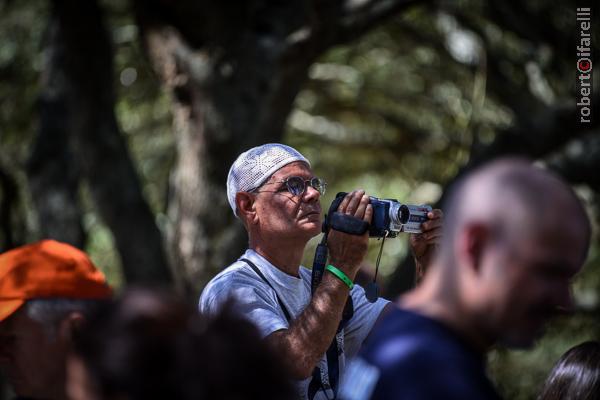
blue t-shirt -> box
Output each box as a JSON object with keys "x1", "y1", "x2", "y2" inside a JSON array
[{"x1": 340, "y1": 307, "x2": 501, "y2": 400}]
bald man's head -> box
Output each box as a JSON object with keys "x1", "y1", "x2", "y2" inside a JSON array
[
  {"x1": 440, "y1": 159, "x2": 590, "y2": 267},
  {"x1": 434, "y1": 158, "x2": 590, "y2": 348}
]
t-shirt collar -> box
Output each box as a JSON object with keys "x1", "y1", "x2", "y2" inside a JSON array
[{"x1": 243, "y1": 249, "x2": 304, "y2": 291}]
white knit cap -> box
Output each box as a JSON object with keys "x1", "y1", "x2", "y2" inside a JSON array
[{"x1": 227, "y1": 143, "x2": 310, "y2": 216}]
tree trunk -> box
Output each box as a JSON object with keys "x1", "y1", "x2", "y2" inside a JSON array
[
  {"x1": 51, "y1": 0, "x2": 172, "y2": 285},
  {"x1": 134, "y1": 3, "x2": 317, "y2": 294},
  {"x1": 0, "y1": 164, "x2": 24, "y2": 251},
  {"x1": 26, "y1": 19, "x2": 85, "y2": 249}
]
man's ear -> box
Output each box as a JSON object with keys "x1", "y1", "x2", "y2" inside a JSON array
[
  {"x1": 456, "y1": 222, "x2": 490, "y2": 275},
  {"x1": 58, "y1": 312, "x2": 85, "y2": 342},
  {"x1": 236, "y1": 192, "x2": 258, "y2": 225}
]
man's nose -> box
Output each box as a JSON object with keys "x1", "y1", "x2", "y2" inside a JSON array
[{"x1": 303, "y1": 184, "x2": 321, "y2": 202}]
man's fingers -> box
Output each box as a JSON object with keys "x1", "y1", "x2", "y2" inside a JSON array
[
  {"x1": 412, "y1": 229, "x2": 442, "y2": 246},
  {"x1": 425, "y1": 232, "x2": 442, "y2": 243},
  {"x1": 423, "y1": 209, "x2": 443, "y2": 231},
  {"x1": 422, "y1": 219, "x2": 442, "y2": 231},
  {"x1": 363, "y1": 204, "x2": 373, "y2": 223},
  {"x1": 354, "y1": 194, "x2": 370, "y2": 218},
  {"x1": 345, "y1": 190, "x2": 365, "y2": 215},
  {"x1": 337, "y1": 191, "x2": 354, "y2": 213},
  {"x1": 427, "y1": 209, "x2": 443, "y2": 220}
]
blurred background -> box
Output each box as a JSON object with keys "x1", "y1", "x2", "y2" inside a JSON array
[{"x1": 0, "y1": 0, "x2": 598, "y2": 398}]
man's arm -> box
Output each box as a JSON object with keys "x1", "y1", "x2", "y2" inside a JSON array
[
  {"x1": 368, "y1": 210, "x2": 443, "y2": 337},
  {"x1": 266, "y1": 190, "x2": 372, "y2": 379}
]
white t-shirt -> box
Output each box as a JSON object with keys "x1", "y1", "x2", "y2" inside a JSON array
[{"x1": 199, "y1": 249, "x2": 389, "y2": 400}]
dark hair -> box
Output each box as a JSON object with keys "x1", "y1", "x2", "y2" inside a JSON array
[
  {"x1": 72, "y1": 288, "x2": 296, "y2": 400},
  {"x1": 538, "y1": 341, "x2": 600, "y2": 400}
]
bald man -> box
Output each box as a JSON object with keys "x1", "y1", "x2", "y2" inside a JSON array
[{"x1": 341, "y1": 159, "x2": 591, "y2": 400}]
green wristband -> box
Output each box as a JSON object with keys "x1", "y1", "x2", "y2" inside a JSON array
[{"x1": 326, "y1": 264, "x2": 354, "y2": 290}]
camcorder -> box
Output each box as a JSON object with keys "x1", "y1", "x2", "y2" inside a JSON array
[
  {"x1": 323, "y1": 192, "x2": 432, "y2": 238},
  {"x1": 368, "y1": 196, "x2": 432, "y2": 237},
  {"x1": 313, "y1": 192, "x2": 433, "y2": 303}
]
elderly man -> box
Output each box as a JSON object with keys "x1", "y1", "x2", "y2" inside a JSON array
[
  {"x1": 199, "y1": 143, "x2": 442, "y2": 400},
  {"x1": 0, "y1": 240, "x2": 112, "y2": 400},
  {"x1": 343, "y1": 159, "x2": 591, "y2": 400}
]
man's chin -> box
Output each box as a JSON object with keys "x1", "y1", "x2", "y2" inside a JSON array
[{"x1": 300, "y1": 221, "x2": 322, "y2": 237}]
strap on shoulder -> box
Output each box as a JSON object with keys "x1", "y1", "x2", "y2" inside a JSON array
[{"x1": 240, "y1": 258, "x2": 292, "y2": 322}]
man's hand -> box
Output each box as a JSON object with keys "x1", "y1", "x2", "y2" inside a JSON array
[
  {"x1": 327, "y1": 190, "x2": 373, "y2": 281},
  {"x1": 266, "y1": 190, "x2": 373, "y2": 380},
  {"x1": 409, "y1": 209, "x2": 443, "y2": 282}
]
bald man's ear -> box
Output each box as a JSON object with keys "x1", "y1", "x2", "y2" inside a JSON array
[
  {"x1": 236, "y1": 192, "x2": 258, "y2": 225},
  {"x1": 457, "y1": 222, "x2": 490, "y2": 274}
]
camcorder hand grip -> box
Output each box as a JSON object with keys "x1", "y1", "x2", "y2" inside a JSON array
[
  {"x1": 322, "y1": 192, "x2": 370, "y2": 236},
  {"x1": 329, "y1": 212, "x2": 370, "y2": 235}
]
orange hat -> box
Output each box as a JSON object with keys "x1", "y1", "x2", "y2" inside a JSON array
[{"x1": 0, "y1": 239, "x2": 113, "y2": 322}]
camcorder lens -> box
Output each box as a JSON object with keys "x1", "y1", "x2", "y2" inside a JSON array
[{"x1": 397, "y1": 205, "x2": 410, "y2": 225}]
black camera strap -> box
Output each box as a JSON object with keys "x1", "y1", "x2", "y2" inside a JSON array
[
  {"x1": 241, "y1": 258, "x2": 342, "y2": 400},
  {"x1": 241, "y1": 258, "x2": 291, "y2": 321}
]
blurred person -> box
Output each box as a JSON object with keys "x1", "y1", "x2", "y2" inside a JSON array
[
  {"x1": 0, "y1": 240, "x2": 112, "y2": 400},
  {"x1": 538, "y1": 341, "x2": 600, "y2": 400},
  {"x1": 341, "y1": 159, "x2": 591, "y2": 400},
  {"x1": 66, "y1": 288, "x2": 297, "y2": 400},
  {"x1": 200, "y1": 143, "x2": 443, "y2": 399}
]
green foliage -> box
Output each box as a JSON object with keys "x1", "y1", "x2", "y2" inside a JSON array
[
  {"x1": 0, "y1": 0, "x2": 45, "y2": 154},
  {"x1": 490, "y1": 312, "x2": 600, "y2": 399},
  {"x1": 0, "y1": 1, "x2": 48, "y2": 248}
]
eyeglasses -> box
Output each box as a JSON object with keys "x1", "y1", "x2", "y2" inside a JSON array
[{"x1": 255, "y1": 176, "x2": 327, "y2": 196}]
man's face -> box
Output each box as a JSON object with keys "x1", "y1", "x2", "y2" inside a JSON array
[
  {"x1": 480, "y1": 220, "x2": 586, "y2": 348},
  {"x1": 0, "y1": 307, "x2": 67, "y2": 398},
  {"x1": 252, "y1": 161, "x2": 323, "y2": 241}
]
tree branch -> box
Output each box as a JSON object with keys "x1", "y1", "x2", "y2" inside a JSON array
[
  {"x1": 333, "y1": 0, "x2": 429, "y2": 46},
  {"x1": 448, "y1": 9, "x2": 547, "y2": 125}
]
